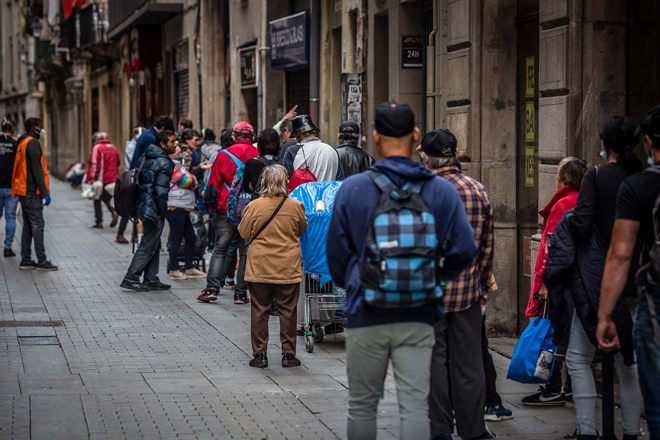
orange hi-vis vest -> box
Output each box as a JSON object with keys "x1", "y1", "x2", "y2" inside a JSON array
[{"x1": 11, "y1": 136, "x2": 50, "y2": 197}]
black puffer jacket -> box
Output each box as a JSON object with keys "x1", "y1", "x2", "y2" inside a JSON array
[
  {"x1": 543, "y1": 210, "x2": 635, "y2": 365},
  {"x1": 336, "y1": 142, "x2": 375, "y2": 177},
  {"x1": 139, "y1": 144, "x2": 174, "y2": 223}
]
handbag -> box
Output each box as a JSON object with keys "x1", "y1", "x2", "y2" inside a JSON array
[
  {"x1": 288, "y1": 147, "x2": 317, "y2": 193},
  {"x1": 171, "y1": 164, "x2": 198, "y2": 190},
  {"x1": 246, "y1": 197, "x2": 288, "y2": 246},
  {"x1": 507, "y1": 299, "x2": 556, "y2": 384}
]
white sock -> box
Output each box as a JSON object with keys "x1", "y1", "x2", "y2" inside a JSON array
[
  {"x1": 138, "y1": 233, "x2": 143, "y2": 244},
  {"x1": 226, "y1": 277, "x2": 234, "y2": 282}
]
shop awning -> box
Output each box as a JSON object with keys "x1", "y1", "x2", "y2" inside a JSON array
[{"x1": 108, "y1": 3, "x2": 183, "y2": 41}]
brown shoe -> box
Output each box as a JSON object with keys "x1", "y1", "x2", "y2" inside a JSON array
[
  {"x1": 93, "y1": 223, "x2": 103, "y2": 229},
  {"x1": 110, "y1": 213, "x2": 119, "y2": 227},
  {"x1": 116, "y1": 235, "x2": 128, "y2": 244}
]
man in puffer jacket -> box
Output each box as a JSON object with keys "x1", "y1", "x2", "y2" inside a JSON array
[{"x1": 121, "y1": 130, "x2": 176, "y2": 292}]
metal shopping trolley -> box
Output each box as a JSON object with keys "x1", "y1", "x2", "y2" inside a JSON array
[{"x1": 302, "y1": 273, "x2": 346, "y2": 353}]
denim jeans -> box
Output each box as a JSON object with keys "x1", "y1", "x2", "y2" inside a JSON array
[
  {"x1": 0, "y1": 188, "x2": 19, "y2": 249},
  {"x1": 165, "y1": 209, "x2": 196, "y2": 272},
  {"x1": 346, "y1": 322, "x2": 434, "y2": 440},
  {"x1": 567, "y1": 311, "x2": 643, "y2": 436},
  {"x1": 124, "y1": 217, "x2": 165, "y2": 283},
  {"x1": 206, "y1": 214, "x2": 246, "y2": 294},
  {"x1": 18, "y1": 192, "x2": 47, "y2": 263},
  {"x1": 634, "y1": 286, "x2": 660, "y2": 438}
]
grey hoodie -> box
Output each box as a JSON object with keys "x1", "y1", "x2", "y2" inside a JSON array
[{"x1": 167, "y1": 159, "x2": 197, "y2": 210}]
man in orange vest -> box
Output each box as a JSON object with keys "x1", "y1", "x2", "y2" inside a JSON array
[{"x1": 11, "y1": 118, "x2": 57, "y2": 271}]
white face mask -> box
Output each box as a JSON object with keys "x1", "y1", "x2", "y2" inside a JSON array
[{"x1": 40, "y1": 129, "x2": 46, "y2": 139}]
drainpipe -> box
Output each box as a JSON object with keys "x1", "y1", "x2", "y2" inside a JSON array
[
  {"x1": 426, "y1": 6, "x2": 437, "y2": 132},
  {"x1": 309, "y1": 0, "x2": 321, "y2": 124}
]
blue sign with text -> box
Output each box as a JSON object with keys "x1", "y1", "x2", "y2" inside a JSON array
[{"x1": 270, "y1": 12, "x2": 309, "y2": 70}]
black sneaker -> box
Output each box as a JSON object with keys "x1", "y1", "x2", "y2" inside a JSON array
[
  {"x1": 148, "y1": 281, "x2": 171, "y2": 291},
  {"x1": 282, "y1": 353, "x2": 301, "y2": 368},
  {"x1": 297, "y1": 326, "x2": 305, "y2": 336},
  {"x1": 4, "y1": 248, "x2": 15, "y2": 257},
  {"x1": 224, "y1": 278, "x2": 235, "y2": 288},
  {"x1": 249, "y1": 353, "x2": 268, "y2": 368},
  {"x1": 36, "y1": 260, "x2": 58, "y2": 271},
  {"x1": 240, "y1": 294, "x2": 250, "y2": 304},
  {"x1": 521, "y1": 385, "x2": 566, "y2": 406},
  {"x1": 19, "y1": 259, "x2": 37, "y2": 270},
  {"x1": 325, "y1": 323, "x2": 345, "y2": 334},
  {"x1": 564, "y1": 377, "x2": 573, "y2": 400},
  {"x1": 120, "y1": 279, "x2": 151, "y2": 292},
  {"x1": 234, "y1": 293, "x2": 245, "y2": 304}
]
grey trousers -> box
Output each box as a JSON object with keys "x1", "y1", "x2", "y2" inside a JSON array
[
  {"x1": 430, "y1": 300, "x2": 486, "y2": 439},
  {"x1": 18, "y1": 192, "x2": 47, "y2": 263},
  {"x1": 346, "y1": 322, "x2": 434, "y2": 440}
]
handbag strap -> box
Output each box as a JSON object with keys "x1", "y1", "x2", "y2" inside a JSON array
[{"x1": 249, "y1": 196, "x2": 288, "y2": 244}]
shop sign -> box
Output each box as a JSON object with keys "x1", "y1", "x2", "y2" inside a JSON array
[
  {"x1": 239, "y1": 46, "x2": 258, "y2": 89},
  {"x1": 402, "y1": 36, "x2": 423, "y2": 69},
  {"x1": 526, "y1": 56, "x2": 535, "y2": 98},
  {"x1": 525, "y1": 146, "x2": 535, "y2": 187},
  {"x1": 270, "y1": 12, "x2": 309, "y2": 70}
]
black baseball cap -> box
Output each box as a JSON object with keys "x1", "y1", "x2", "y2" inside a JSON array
[
  {"x1": 636, "y1": 105, "x2": 660, "y2": 140},
  {"x1": 419, "y1": 129, "x2": 457, "y2": 157},
  {"x1": 339, "y1": 121, "x2": 360, "y2": 136},
  {"x1": 373, "y1": 101, "x2": 415, "y2": 137}
]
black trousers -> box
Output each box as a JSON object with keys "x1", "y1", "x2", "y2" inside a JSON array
[
  {"x1": 124, "y1": 218, "x2": 165, "y2": 283},
  {"x1": 18, "y1": 192, "x2": 47, "y2": 263},
  {"x1": 93, "y1": 188, "x2": 115, "y2": 224},
  {"x1": 482, "y1": 314, "x2": 502, "y2": 407},
  {"x1": 165, "y1": 208, "x2": 196, "y2": 272}
]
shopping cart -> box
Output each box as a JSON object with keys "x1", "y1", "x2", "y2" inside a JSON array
[{"x1": 289, "y1": 181, "x2": 344, "y2": 353}]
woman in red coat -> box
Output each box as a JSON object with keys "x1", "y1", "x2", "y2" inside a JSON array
[{"x1": 522, "y1": 156, "x2": 589, "y2": 406}]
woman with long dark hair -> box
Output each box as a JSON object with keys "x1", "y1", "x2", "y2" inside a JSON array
[{"x1": 243, "y1": 128, "x2": 282, "y2": 200}]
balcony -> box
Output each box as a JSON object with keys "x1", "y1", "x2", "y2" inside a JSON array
[{"x1": 108, "y1": 0, "x2": 183, "y2": 41}]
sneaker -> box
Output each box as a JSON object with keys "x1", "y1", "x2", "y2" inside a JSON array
[
  {"x1": 116, "y1": 235, "x2": 129, "y2": 244},
  {"x1": 484, "y1": 405, "x2": 513, "y2": 421},
  {"x1": 197, "y1": 288, "x2": 218, "y2": 302},
  {"x1": 234, "y1": 293, "x2": 245, "y2": 304},
  {"x1": 249, "y1": 353, "x2": 268, "y2": 368},
  {"x1": 297, "y1": 326, "x2": 305, "y2": 336},
  {"x1": 168, "y1": 270, "x2": 188, "y2": 280},
  {"x1": 148, "y1": 281, "x2": 171, "y2": 291},
  {"x1": 4, "y1": 248, "x2": 15, "y2": 257},
  {"x1": 325, "y1": 323, "x2": 345, "y2": 334},
  {"x1": 282, "y1": 353, "x2": 301, "y2": 368},
  {"x1": 184, "y1": 268, "x2": 206, "y2": 278},
  {"x1": 93, "y1": 222, "x2": 103, "y2": 228},
  {"x1": 19, "y1": 259, "x2": 38, "y2": 270},
  {"x1": 110, "y1": 213, "x2": 119, "y2": 227},
  {"x1": 36, "y1": 261, "x2": 58, "y2": 271},
  {"x1": 522, "y1": 385, "x2": 566, "y2": 406},
  {"x1": 564, "y1": 377, "x2": 573, "y2": 400},
  {"x1": 120, "y1": 279, "x2": 151, "y2": 291},
  {"x1": 240, "y1": 294, "x2": 250, "y2": 304},
  {"x1": 224, "y1": 278, "x2": 235, "y2": 289}
]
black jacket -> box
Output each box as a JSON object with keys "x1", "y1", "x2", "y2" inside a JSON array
[
  {"x1": 336, "y1": 142, "x2": 375, "y2": 177},
  {"x1": 138, "y1": 144, "x2": 174, "y2": 223},
  {"x1": 543, "y1": 210, "x2": 635, "y2": 365}
]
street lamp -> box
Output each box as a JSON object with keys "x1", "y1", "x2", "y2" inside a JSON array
[
  {"x1": 18, "y1": 45, "x2": 27, "y2": 63},
  {"x1": 31, "y1": 20, "x2": 42, "y2": 39}
]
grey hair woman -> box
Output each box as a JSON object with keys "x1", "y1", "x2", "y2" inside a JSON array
[{"x1": 238, "y1": 164, "x2": 308, "y2": 368}]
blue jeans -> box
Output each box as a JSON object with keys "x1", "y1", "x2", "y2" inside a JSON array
[
  {"x1": 634, "y1": 285, "x2": 660, "y2": 439},
  {"x1": 0, "y1": 188, "x2": 18, "y2": 249}
]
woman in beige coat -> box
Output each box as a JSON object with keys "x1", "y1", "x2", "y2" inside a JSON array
[{"x1": 238, "y1": 165, "x2": 307, "y2": 368}]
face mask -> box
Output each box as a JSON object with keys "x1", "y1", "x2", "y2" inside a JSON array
[
  {"x1": 649, "y1": 156, "x2": 656, "y2": 167},
  {"x1": 599, "y1": 151, "x2": 607, "y2": 161},
  {"x1": 40, "y1": 129, "x2": 46, "y2": 139}
]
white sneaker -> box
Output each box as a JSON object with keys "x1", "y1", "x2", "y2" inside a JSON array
[
  {"x1": 169, "y1": 270, "x2": 188, "y2": 280},
  {"x1": 185, "y1": 268, "x2": 206, "y2": 278}
]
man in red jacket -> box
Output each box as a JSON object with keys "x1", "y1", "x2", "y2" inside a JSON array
[
  {"x1": 86, "y1": 132, "x2": 121, "y2": 228},
  {"x1": 199, "y1": 122, "x2": 258, "y2": 304}
]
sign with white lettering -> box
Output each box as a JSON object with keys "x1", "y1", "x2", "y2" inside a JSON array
[
  {"x1": 270, "y1": 12, "x2": 309, "y2": 70},
  {"x1": 402, "y1": 36, "x2": 423, "y2": 69}
]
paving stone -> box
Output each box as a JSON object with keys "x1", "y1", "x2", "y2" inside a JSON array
[
  {"x1": 31, "y1": 395, "x2": 88, "y2": 439},
  {"x1": 19, "y1": 374, "x2": 87, "y2": 395}
]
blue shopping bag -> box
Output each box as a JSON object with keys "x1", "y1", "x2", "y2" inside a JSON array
[{"x1": 506, "y1": 315, "x2": 556, "y2": 384}]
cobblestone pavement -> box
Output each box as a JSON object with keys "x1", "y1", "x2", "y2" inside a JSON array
[{"x1": 0, "y1": 180, "x2": 644, "y2": 439}]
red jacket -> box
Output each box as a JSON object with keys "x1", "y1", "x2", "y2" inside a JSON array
[
  {"x1": 207, "y1": 139, "x2": 258, "y2": 214},
  {"x1": 86, "y1": 140, "x2": 121, "y2": 185},
  {"x1": 526, "y1": 185, "x2": 579, "y2": 317}
]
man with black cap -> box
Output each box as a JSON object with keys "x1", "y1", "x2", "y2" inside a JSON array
[
  {"x1": 419, "y1": 129, "x2": 500, "y2": 439},
  {"x1": 336, "y1": 121, "x2": 375, "y2": 177},
  {"x1": 327, "y1": 101, "x2": 476, "y2": 440},
  {"x1": 598, "y1": 105, "x2": 660, "y2": 438},
  {"x1": 282, "y1": 115, "x2": 344, "y2": 182}
]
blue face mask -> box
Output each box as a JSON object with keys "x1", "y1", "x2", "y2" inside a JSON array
[
  {"x1": 599, "y1": 151, "x2": 607, "y2": 161},
  {"x1": 649, "y1": 156, "x2": 656, "y2": 167}
]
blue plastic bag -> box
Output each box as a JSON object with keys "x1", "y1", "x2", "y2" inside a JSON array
[
  {"x1": 506, "y1": 316, "x2": 556, "y2": 384},
  {"x1": 290, "y1": 182, "x2": 343, "y2": 287}
]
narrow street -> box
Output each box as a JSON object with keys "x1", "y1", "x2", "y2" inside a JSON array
[{"x1": 0, "y1": 179, "x2": 628, "y2": 439}]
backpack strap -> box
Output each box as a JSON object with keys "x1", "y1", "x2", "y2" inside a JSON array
[
  {"x1": 365, "y1": 170, "x2": 425, "y2": 199},
  {"x1": 220, "y1": 149, "x2": 245, "y2": 190}
]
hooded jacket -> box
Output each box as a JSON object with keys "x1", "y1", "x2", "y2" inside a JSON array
[
  {"x1": 326, "y1": 155, "x2": 477, "y2": 328},
  {"x1": 526, "y1": 185, "x2": 579, "y2": 317},
  {"x1": 86, "y1": 140, "x2": 120, "y2": 185},
  {"x1": 138, "y1": 144, "x2": 174, "y2": 223},
  {"x1": 336, "y1": 141, "x2": 376, "y2": 177},
  {"x1": 206, "y1": 139, "x2": 258, "y2": 214},
  {"x1": 200, "y1": 141, "x2": 222, "y2": 162},
  {"x1": 543, "y1": 210, "x2": 635, "y2": 365},
  {"x1": 283, "y1": 137, "x2": 345, "y2": 181}
]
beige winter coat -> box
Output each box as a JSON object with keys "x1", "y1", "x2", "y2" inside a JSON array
[{"x1": 238, "y1": 196, "x2": 307, "y2": 284}]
